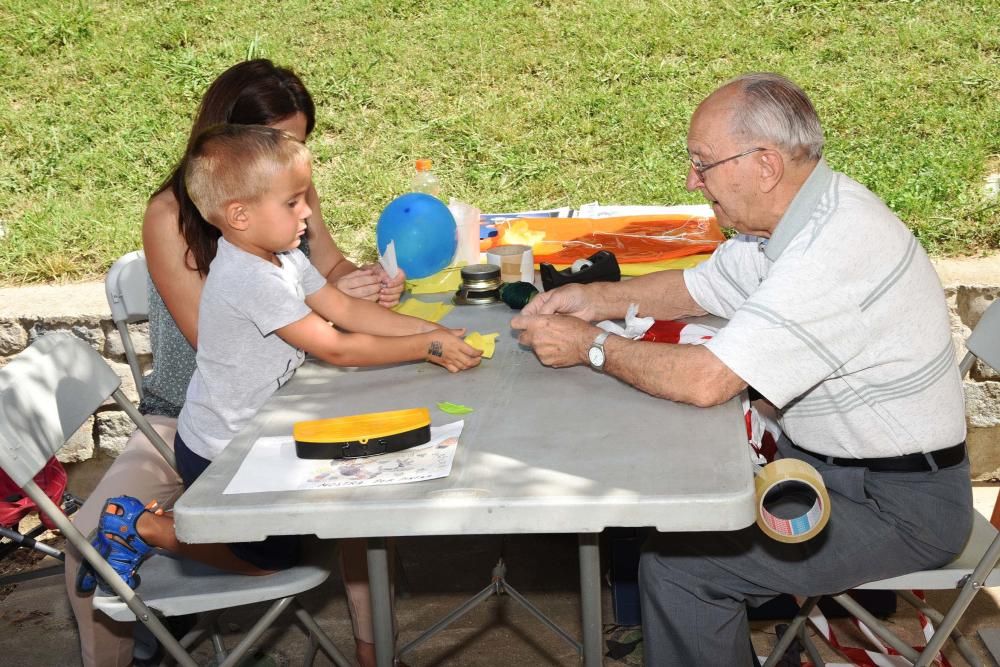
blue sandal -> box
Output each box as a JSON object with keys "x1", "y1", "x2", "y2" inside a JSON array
[{"x1": 76, "y1": 496, "x2": 155, "y2": 593}]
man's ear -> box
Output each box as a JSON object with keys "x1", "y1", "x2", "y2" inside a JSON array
[
  {"x1": 224, "y1": 201, "x2": 250, "y2": 231},
  {"x1": 757, "y1": 150, "x2": 784, "y2": 194}
]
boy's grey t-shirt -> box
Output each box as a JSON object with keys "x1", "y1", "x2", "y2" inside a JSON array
[{"x1": 177, "y1": 238, "x2": 327, "y2": 461}]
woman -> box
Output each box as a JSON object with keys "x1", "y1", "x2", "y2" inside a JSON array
[{"x1": 65, "y1": 59, "x2": 405, "y2": 667}]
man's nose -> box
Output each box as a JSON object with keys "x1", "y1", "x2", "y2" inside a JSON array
[
  {"x1": 685, "y1": 165, "x2": 702, "y2": 192},
  {"x1": 301, "y1": 204, "x2": 313, "y2": 220}
]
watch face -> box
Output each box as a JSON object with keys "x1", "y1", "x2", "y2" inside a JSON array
[{"x1": 588, "y1": 345, "x2": 604, "y2": 367}]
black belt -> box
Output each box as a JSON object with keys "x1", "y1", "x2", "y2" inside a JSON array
[{"x1": 791, "y1": 442, "x2": 966, "y2": 472}]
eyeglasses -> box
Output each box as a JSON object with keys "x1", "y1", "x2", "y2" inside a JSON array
[{"x1": 689, "y1": 147, "x2": 765, "y2": 179}]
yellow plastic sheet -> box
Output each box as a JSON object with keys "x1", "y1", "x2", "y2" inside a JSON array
[
  {"x1": 393, "y1": 299, "x2": 454, "y2": 323},
  {"x1": 407, "y1": 266, "x2": 464, "y2": 294},
  {"x1": 464, "y1": 331, "x2": 499, "y2": 358}
]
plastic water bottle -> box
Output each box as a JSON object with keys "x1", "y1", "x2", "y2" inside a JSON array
[{"x1": 412, "y1": 159, "x2": 441, "y2": 198}]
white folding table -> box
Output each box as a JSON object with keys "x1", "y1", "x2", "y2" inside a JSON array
[{"x1": 174, "y1": 299, "x2": 756, "y2": 666}]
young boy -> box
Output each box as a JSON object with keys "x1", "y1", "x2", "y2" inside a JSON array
[{"x1": 79, "y1": 124, "x2": 480, "y2": 592}]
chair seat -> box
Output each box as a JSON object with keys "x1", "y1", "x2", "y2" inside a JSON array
[
  {"x1": 94, "y1": 545, "x2": 332, "y2": 621},
  {"x1": 856, "y1": 511, "x2": 1000, "y2": 590}
]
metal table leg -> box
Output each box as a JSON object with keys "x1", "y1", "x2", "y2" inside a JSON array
[
  {"x1": 367, "y1": 537, "x2": 394, "y2": 667},
  {"x1": 579, "y1": 533, "x2": 602, "y2": 667}
]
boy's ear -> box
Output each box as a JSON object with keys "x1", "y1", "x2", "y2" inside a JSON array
[{"x1": 224, "y1": 201, "x2": 250, "y2": 231}]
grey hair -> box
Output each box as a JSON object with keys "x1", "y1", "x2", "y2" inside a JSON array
[{"x1": 724, "y1": 73, "x2": 824, "y2": 161}]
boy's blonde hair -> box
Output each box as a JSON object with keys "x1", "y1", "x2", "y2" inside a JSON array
[{"x1": 184, "y1": 124, "x2": 311, "y2": 225}]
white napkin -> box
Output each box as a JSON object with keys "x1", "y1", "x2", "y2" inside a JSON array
[{"x1": 596, "y1": 303, "x2": 655, "y2": 339}]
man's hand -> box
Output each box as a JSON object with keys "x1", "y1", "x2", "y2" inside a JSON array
[
  {"x1": 510, "y1": 313, "x2": 600, "y2": 368},
  {"x1": 520, "y1": 284, "x2": 596, "y2": 321}
]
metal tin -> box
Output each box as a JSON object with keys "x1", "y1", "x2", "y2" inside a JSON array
[{"x1": 455, "y1": 263, "x2": 501, "y2": 305}]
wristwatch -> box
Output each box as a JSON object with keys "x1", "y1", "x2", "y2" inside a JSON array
[{"x1": 588, "y1": 331, "x2": 611, "y2": 371}]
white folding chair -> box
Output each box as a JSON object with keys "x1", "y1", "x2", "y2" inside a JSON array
[
  {"x1": 0, "y1": 332, "x2": 350, "y2": 667},
  {"x1": 105, "y1": 250, "x2": 149, "y2": 400},
  {"x1": 764, "y1": 298, "x2": 1000, "y2": 667}
]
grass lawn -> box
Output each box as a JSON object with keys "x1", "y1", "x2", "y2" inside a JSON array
[{"x1": 0, "y1": 0, "x2": 997, "y2": 284}]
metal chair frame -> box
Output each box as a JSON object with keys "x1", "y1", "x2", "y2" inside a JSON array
[{"x1": 0, "y1": 332, "x2": 350, "y2": 667}]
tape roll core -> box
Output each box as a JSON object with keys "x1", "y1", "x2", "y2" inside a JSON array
[{"x1": 754, "y1": 458, "x2": 831, "y2": 543}]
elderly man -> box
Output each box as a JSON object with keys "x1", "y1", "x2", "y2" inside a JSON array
[{"x1": 511, "y1": 72, "x2": 972, "y2": 665}]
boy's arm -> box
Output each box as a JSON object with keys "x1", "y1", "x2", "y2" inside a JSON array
[
  {"x1": 305, "y1": 283, "x2": 437, "y2": 336},
  {"x1": 276, "y1": 311, "x2": 481, "y2": 373}
]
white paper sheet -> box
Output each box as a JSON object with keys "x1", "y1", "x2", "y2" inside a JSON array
[
  {"x1": 575, "y1": 202, "x2": 714, "y2": 219},
  {"x1": 223, "y1": 421, "x2": 463, "y2": 494},
  {"x1": 378, "y1": 240, "x2": 399, "y2": 279}
]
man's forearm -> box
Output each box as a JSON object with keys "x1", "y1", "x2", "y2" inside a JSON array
[
  {"x1": 591, "y1": 270, "x2": 706, "y2": 321},
  {"x1": 601, "y1": 335, "x2": 745, "y2": 407}
]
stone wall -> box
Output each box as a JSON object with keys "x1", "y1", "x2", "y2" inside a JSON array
[
  {"x1": 1, "y1": 281, "x2": 999, "y2": 477},
  {"x1": 0, "y1": 310, "x2": 150, "y2": 463},
  {"x1": 949, "y1": 286, "x2": 1000, "y2": 479}
]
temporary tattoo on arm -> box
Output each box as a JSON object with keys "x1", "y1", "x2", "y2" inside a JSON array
[{"x1": 428, "y1": 341, "x2": 443, "y2": 357}]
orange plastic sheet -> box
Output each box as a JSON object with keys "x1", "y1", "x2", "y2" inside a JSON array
[{"x1": 495, "y1": 214, "x2": 724, "y2": 264}]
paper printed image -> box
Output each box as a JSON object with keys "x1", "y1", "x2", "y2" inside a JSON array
[
  {"x1": 223, "y1": 422, "x2": 463, "y2": 495},
  {"x1": 307, "y1": 436, "x2": 459, "y2": 488}
]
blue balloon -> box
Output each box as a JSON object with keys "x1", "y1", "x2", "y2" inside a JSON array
[{"x1": 376, "y1": 193, "x2": 456, "y2": 279}]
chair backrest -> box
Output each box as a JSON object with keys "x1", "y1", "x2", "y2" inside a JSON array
[
  {"x1": 966, "y1": 298, "x2": 1000, "y2": 374},
  {"x1": 105, "y1": 250, "x2": 149, "y2": 324},
  {"x1": 0, "y1": 334, "x2": 212, "y2": 667},
  {"x1": 0, "y1": 333, "x2": 120, "y2": 487},
  {"x1": 105, "y1": 251, "x2": 149, "y2": 399}
]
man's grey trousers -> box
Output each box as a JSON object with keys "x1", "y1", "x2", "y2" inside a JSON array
[{"x1": 639, "y1": 437, "x2": 973, "y2": 666}]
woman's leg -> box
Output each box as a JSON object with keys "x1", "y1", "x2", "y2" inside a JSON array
[
  {"x1": 340, "y1": 537, "x2": 399, "y2": 667},
  {"x1": 64, "y1": 415, "x2": 183, "y2": 667}
]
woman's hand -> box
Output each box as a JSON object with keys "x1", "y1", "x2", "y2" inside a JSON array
[
  {"x1": 334, "y1": 268, "x2": 382, "y2": 301},
  {"x1": 366, "y1": 263, "x2": 407, "y2": 308},
  {"x1": 334, "y1": 263, "x2": 406, "y2": 307}
]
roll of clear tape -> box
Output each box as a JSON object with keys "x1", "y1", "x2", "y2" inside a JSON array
[{"x1": 754, "y1": 458, "x2": 831, "y2": 543}]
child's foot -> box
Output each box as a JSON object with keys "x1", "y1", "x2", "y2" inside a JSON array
[{"x1": 75, "y1": 496, "x2": 156, "y2": 594}]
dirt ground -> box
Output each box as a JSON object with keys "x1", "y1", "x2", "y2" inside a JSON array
[{"x1": 0, "y1": 516, "x2": 63, "y2": 602}]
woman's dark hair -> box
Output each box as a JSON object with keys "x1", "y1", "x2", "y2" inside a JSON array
[{"x1": 154, "y1": 59, "x2": 316, "y2": 275}]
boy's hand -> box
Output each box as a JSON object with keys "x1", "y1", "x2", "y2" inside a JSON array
[{"x1": 425, "y1": 330, "x2": 482, "y2": 373}]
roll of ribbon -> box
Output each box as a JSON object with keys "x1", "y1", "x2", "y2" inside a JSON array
[{"x1": 754, "y1": 458, "x2": 831, "y2": 543}]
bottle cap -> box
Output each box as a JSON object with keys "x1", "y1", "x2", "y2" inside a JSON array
[{"x1": 415, "y1": 158, "x2": 432, "y2": 172}]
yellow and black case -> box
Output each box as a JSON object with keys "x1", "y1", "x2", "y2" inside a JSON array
[{"x1": 293, "y1": 407, "x2": 431, "y2": 460}]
